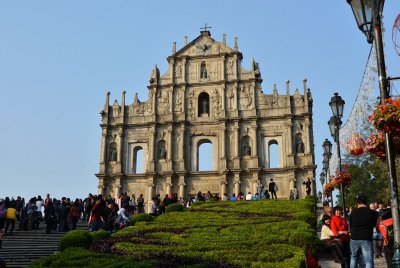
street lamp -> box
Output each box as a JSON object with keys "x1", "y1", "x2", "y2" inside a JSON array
[
  {"x1": 320, "y1": 172, "x2": 325, "y2": 188},
  {"x1": 347, "y1": 0, "x2": 400, "y2": 266},
  {"x1": 328, "y1": 93, "x2": 346, "y2": 216},
  {"x1": 323, "y1": 139, "x2": 333, "y2": 206}
]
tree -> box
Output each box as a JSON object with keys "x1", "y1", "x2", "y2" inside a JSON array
[{"x1": 336, "y1": 158, "x2": 390, "y2": 209}]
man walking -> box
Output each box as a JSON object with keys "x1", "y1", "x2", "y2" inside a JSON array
[
  {"x1": 268, "y1": 179, "x2": 277, "y2": 200},
  {"x1": 349, "y1": 194, "x2": 377, "y2": 268}
]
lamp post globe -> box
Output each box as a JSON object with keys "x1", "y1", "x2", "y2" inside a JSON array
[
  {"x1": 323, "y1": 139, "x2": 333, "y2": 156},
  {"x1": 328, "y1": 116, "x2": 338, "y2": 140},
  {"x1": 329, "y1": 92, "x2": 345, "y2": 118},
  {"x1": 346, "y1": 0, "x2": 384, "y2": 44},
  {"x1": 320, "y1": 172, "x2": 325, "y2": 187}
]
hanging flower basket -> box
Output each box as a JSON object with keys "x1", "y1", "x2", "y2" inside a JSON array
[
  {"x1": 323, "y1": 182, "x2": 334, "y2": 197},
  {"x1": 332, "y1": 171, "x2": 352, "y2": 186},
  {"x1": 368, "y1": 98, "x2": 400, "y2": 135},
  {"x1": 366, "y1": 131, "x2": 400, "y2": 160}
]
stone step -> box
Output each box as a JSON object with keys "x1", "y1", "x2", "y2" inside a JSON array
[{"x1": 0, "y1": 221, "x2": 88, "y2": 267}]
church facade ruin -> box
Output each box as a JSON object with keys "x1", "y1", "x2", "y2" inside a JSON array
[{"x1": 96, "y1": 30, "x2": 316, "y2": 210}]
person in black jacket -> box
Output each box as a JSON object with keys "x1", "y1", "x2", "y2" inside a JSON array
[
  {"x1": 349, "y1": 194, "x2": 377, "y2": 268},
  {"x1": 44, "y1": 199, "x2": 56, "y2": 234}
]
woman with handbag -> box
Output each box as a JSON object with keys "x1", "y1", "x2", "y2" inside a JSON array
[{"x1": 320, "y1": 215, "x2": 348, "y2": 267}]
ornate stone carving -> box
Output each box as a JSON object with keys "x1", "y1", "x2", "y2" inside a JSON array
[
  {"x1": 239, "y1": 83, "x2": 252, "y2": 109},
  {"x1": 175, "y1": 91, "x2": 182, "y2": 113},
  {"x1": 227, "y1": 85, "x2": 235, "y2": 110},
  {"x1": 175, "y1": 62, "x2": 183, "y2": 78},
  {"x1": 189, "y1": 63, "x2": 197, "y2": 82},
  {"x1": 158, "y1": 91, "x2": 170, "y2": 115},
  {"x1": 227, "y1": 58, "x2": 234, "y2": 75},
  {"x1": 212, "y1": 88, "x2": 221, "y2": 117}
]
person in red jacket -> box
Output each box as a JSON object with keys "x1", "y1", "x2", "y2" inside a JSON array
[
  {"x1": 377, "y1": 209, "x2": 393, "y2": 267},
  {"x1": 331, "y1": 206, "x2": 350, "y2": 267}
]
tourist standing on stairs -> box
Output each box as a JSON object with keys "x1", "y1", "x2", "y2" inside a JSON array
[
  {"x1": 349, "y1": 194, "x2": 377, "y2": 268},
  {"x1": 4, "y1": 201, "x2": 16, "y2": 236},
  {"x1": 268, "y1": 179, "x2": 277, "y2": 199},
  {"x1": 44, "y1": 199, "x2": 56, "y2": 234},
  {"x1": 69, "y1": 200, "x2": 80, "y2": 230}
]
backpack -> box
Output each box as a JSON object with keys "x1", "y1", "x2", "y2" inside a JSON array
[{"x1": 384, "y1": 224, "x2": 394, "y2": 252}]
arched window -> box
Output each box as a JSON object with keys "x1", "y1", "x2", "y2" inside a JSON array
[
  {"x1": 198, "y1": 92, "x2": 209, "y2": 116},
  {"x1": 268, "y1": 141, "x2": 279, "y2": 168},
  {"x1": 197, "y1": 139, "x2": 212, "y2": 171},
  {"x1": 241, "y1": 135, "x2": 251, "y2": 156},
  {"x1": 108, "y1": 142, "x2": 117, "y2": 162},
  {"x1": 133, "y1": 146, "x2": 144, "y2": 174},
  {"x1": 158, "y1": 140, "x2": 167, "y2": 160}
]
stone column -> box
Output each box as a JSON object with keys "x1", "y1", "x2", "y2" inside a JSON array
[
  {"x1": 178, "y1": 175, "x2": 185, "y2": 199},
  {"x1": 148, "y1": 128, "x2": 156, "y2": 172},
  {"x1": 252, "y1": 173, "x2": 259, "y2": 194},
  {"x1": 220, "y1": 179, "x2": 227, "y2": 197},
  {"x1": 304, "y1": 117, "x2": 311, "y2": 154},
  {"x1": 114, "y1": 177, "x2": 121, "y2": 199},
  {"x1": 165, "y1": 176, "x2": 172, "y2": 195},
  {"x1": 234, "y1": 173, "x2": 241, "y2": 196},
  {"x1": 100, "y1": 128, "x2": 107, "y2": 163},
  {"x1": 147, "y1": 182, "x2": 154, "y2": 214},
  {"x1": 117, "y1": 128, "x2": 124, "y2": 173}
]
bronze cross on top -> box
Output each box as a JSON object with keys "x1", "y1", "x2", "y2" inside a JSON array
[{"x1": 200, "y1": 23, "x2": 212, "y2": 32}]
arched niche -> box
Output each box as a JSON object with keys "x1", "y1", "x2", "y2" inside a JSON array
[{"x1": 198, "y1": 92, "x2": 210, "y2": 117}]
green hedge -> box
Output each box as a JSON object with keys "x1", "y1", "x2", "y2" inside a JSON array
[
  {"x1": 90, "y1": 230, "x2": 111, "y2": 244},
  {"x1": 165, "y1": 203, "x2": 184, "y2": 213},
  {"x1": 35, "y1": 199, "x2": 318, "y2": 267},
  {"x1": 130, "y1": 213, "x2": 154, "y2": 225},
  {"x1": 59, "y1": 230, "x2": 92, "y2": 251}
]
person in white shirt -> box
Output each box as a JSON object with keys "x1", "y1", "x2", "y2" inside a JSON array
[{"x1": 245, "y1": 192, "x2": 253, "y2": 201}]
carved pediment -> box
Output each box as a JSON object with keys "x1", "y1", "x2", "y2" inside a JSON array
[{"x1": 175, "y1": 34, "x2": 235, "y2": 57}]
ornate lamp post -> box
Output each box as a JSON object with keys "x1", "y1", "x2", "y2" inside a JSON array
[
  {"x1": 320, "y1": 172, "x2": 325, "y2": 202},
  {"x1": 347, "y1": 0, "x2": 400, "y2": 265},
  {"x1": 323, "y1": 138, "x2": 333, "y2": 206},
  {"x1": 328, "y1": 93, "x2": 345, "y2": 216}
]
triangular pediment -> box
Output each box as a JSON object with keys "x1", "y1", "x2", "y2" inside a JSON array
[{"x1": 174, "y1": 32, "x2": 236, "y2": 57}]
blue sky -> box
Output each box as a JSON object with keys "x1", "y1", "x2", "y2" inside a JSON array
[{"x1": 0, "y1": 1, "x2": 399, "y2": 200}]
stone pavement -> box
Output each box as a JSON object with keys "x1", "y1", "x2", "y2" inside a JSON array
[{"x1": 319, "y1": 255, "x2": 388, "y2": 267}]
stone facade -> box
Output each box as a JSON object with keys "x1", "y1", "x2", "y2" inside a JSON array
[{"x1": 96, "y1": 30, "x2": 316, "y2": 211}]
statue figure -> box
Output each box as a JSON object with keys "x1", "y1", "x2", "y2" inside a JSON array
[
  {"x1": 243, "y1": 142, "x2": 251, "y2": 156},
  {"x1": 201, "y1": 98, "x2": 208, "y2": 114},
  {"x1": 109, "y1": 143, "x2": 117, "y2": 162},
  {"x1": 200, "y1": 62, "x2": 207, "y2": 79},
  {"x1": 159, "y1": 145, "x2": 167, "y2": 160},
  {"x1": 303, "y1": 178, "x2": 312, "y2": 196},
  {"x1": 295, "y1": 134, "x2": 304, "y2": 153}
]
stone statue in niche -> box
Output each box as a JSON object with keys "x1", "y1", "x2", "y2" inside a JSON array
[
  {"x1": 200, "y1": 62, "x2": 207, "y2": 79},
  {"x1": 159, "y1": 144, "x2": 167, "y2": 160},
  {"x1": 242, "y1": 142, "x2": 251, "y2": 156},
  {"x1": 109, "y1": 142, "x2": 117, "y2": 162},
  {"x1": 295, "y1": 133, "x2": 305, "y2": 154},
  {"x1": 201, "y1": 98, "x2": 208, "y2": 114}
]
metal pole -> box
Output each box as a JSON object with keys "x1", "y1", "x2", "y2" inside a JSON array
[
  {"x1": 373, "y1": 21, "x2": 400, "y2": 266},
  {"x1": 336, "y1": 126, "x2": 346, "y2": 219}
]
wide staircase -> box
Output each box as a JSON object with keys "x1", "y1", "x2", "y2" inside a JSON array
[{"x1": 0, "y1": 221, "x2": 87, "y2": 268}]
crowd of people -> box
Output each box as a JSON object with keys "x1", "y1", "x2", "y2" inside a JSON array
[{"x1": 319, "y1": 194, "x2": 394, "y2": 268}]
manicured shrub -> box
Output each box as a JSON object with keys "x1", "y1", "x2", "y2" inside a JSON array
[
  {"x1": 165, "y1": 203, "x2": 184, "y2": 213},
  {"x1": 90, "y1": 230, "x2": 111, "y2": 244},
  {"x1": 59, "y1": 230, "x2": 92, "y2": 251},
  {"x1": 288, "y1": 229, "x2": 320, "y2": 254},
  {"x1": 130, "y1": 213, "x2": 154, "y2": 225}
]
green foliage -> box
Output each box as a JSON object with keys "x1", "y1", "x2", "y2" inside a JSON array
[
  {"x1": 339, "y1": 159, "x2": 390, "y2": 208},
  {"x1": 29, "y1": 248, "x2": 159, "y2": 268},
  {"x1": 90, "y1": 230, "x2": 111, "y2": 244},
  {"x1": 59, "y1": 230, "x2": 92, "y2": 251},
  {"x1": 38, "y1": 199, "x2": 318, "y2": 267},
  {"x1": 130, "y1": 213, "x2": 154, "y2": 225},
  {"x1": 165, "y1": 203, "x2": 184, "y2": 213}
]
